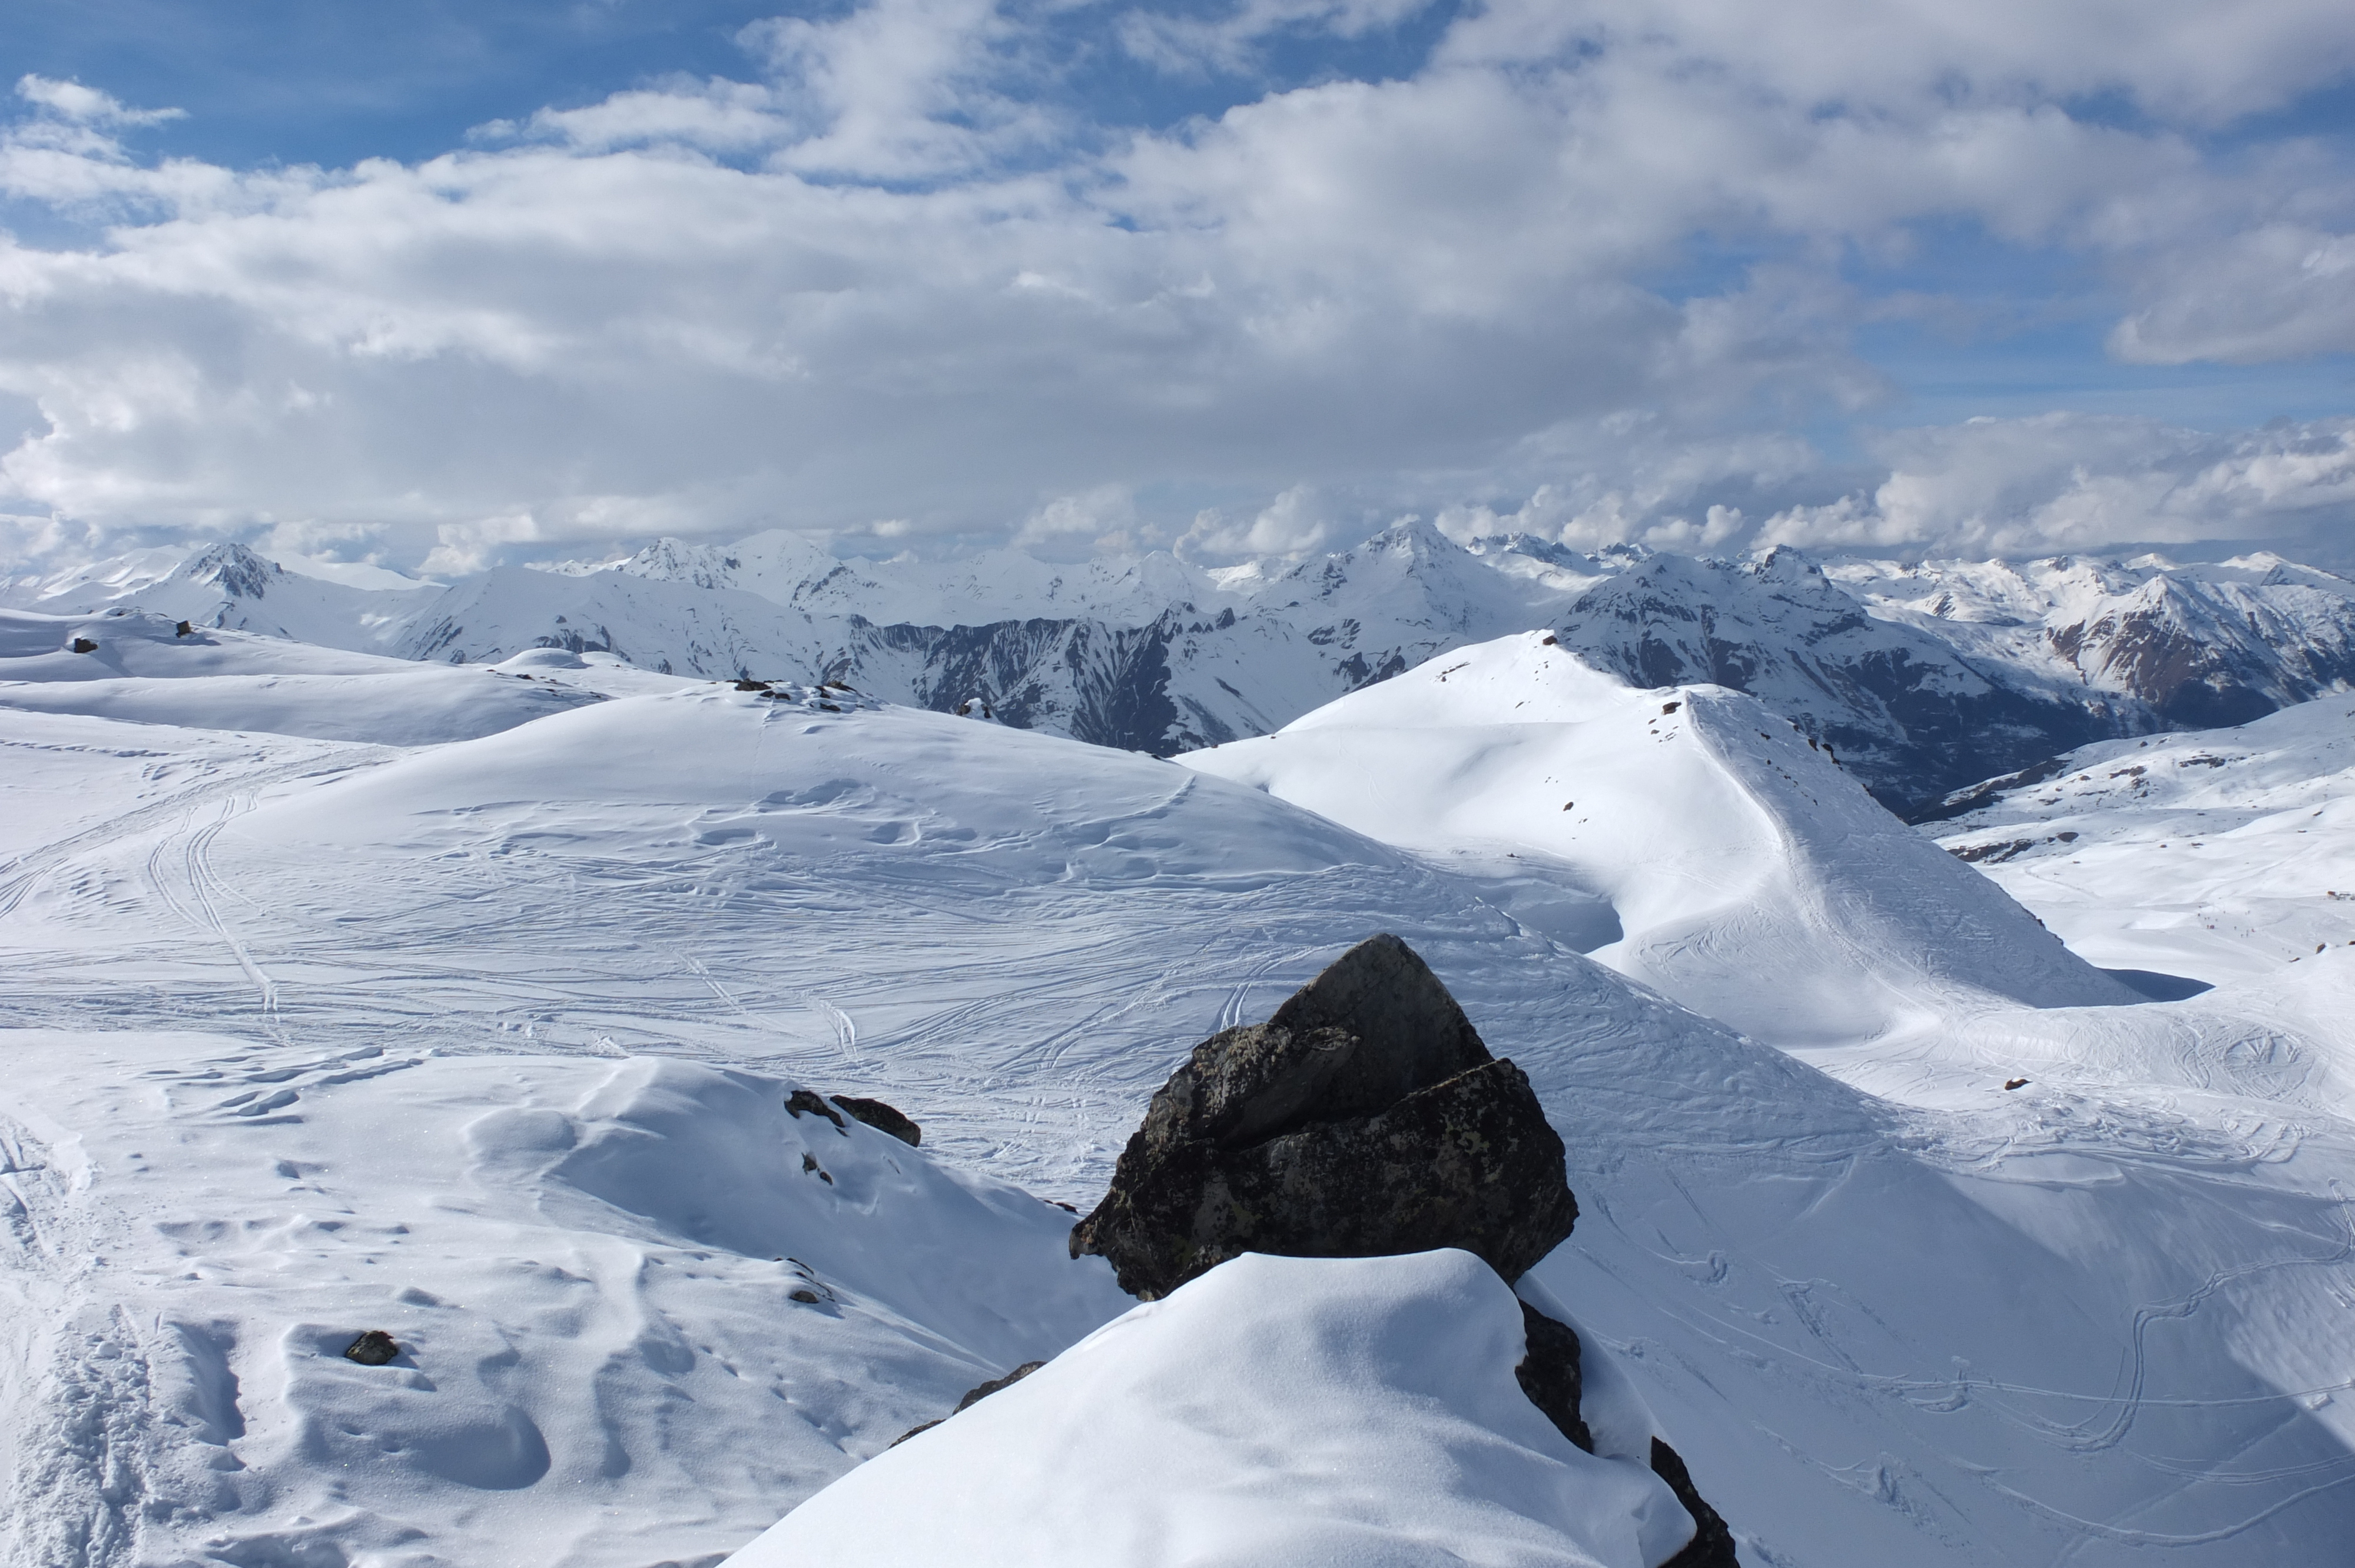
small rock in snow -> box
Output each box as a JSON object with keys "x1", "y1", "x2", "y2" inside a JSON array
[
  {"x1": 829, "y1": 1094, "x2": 921, "y2": 1146},
  {"x1": 785, "y1": 1089, "x2": 847, "y2": 1132},
  {"x1": 343, "y1": 1330, "x2": 400, "y2": 1366}
]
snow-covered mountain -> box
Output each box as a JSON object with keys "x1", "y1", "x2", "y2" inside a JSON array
[
  {"x1": 1183, "y1": 630, "x2": 2139, "y2": 1048},
  {"x1": 7, "y1": 616, "x2": 2355, "y2": 1564},
  {"x1": 19, "y1": 530, "x2": 2355, "y2": 815},
  {"x1": 1835, "y1": 553, "x2": 2355, "y2": 732}
]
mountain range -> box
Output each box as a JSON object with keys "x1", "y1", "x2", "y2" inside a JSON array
[{"x1": 11, "y1": 526, "x2": 2355, "y2": 816}]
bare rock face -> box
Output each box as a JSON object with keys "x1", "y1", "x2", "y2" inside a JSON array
[
  {"x1": 1070, "y1": 934, "x2": 1578, "y2": 1300},
  {"x1": 1513, "y1": 1303, "x2": 1593, "y2": 1454},
  {"x1": 1651, "y1": 1438, "x2": 1742, "y2": 1568}
]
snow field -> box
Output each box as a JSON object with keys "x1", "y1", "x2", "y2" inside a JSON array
[
  {"x1": 0, "y1": 609, "x2": 604, "y2": 746},
  {"x1": 2, "y1": 660, "x2": 2354, "y2": 1563},
  {"x1": 1937, "y1": 697, "x2": 2355, "y2": 985},
  {"x1": 0, "y1": 1028, "x2": 1127, "y2": 1567}
]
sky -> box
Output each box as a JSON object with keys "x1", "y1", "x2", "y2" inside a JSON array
[{"x1": 1, "y1": 0, "x2": 2353, "y2": 577}]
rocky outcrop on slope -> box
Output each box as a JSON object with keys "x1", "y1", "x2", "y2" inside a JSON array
[
  {"x1": 1069, "y1": 934, "x2": 1739, "y2": 1566},
  {"x1": 1069, "y1": 933, "x2": 1578, "y2": 1299}
]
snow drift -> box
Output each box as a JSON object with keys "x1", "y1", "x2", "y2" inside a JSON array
[
  {"x1": 1183, "y1": 630, "x2": 2139, "y2": 1047},
  {"x1": 730, "y1": 1251, "x2": 1697, "y2": 1568}
]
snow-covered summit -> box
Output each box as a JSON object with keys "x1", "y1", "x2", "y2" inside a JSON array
[{"x1": 1186, "y1": 631, "x2": 2138, "y2": 1045}]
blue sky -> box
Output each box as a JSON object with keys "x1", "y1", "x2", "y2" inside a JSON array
[{"x1": 2, "y1": 0, "x2": 2353, "y2": 574}]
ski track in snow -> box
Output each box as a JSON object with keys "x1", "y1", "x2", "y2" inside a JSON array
[{"x1": 2, "y1": 660, "x2": 2354, "y2": 1563}]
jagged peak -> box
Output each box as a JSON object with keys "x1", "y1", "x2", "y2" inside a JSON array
[{"x1": 171, "y1": 541, "x2": 281, "y2": 600}]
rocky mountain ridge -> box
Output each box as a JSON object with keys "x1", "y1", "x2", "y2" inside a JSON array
[{"x1": 11, "y1": 530, "x2": 2354, "y2": 816}]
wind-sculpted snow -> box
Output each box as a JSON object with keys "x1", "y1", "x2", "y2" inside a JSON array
[
  {"x1": 1185, "y1": 631, "x2": 2139, "y2": 1047},
  {"x1": 731, "y1": 1251, "x2": 1699, "y2": 1568},
  {"x1": 0, "y1": 1030, "x2": 1132, "y2": 1568},
  {"x1": 2, "y1": 660, "x2": 2354, "y2": 1563}
]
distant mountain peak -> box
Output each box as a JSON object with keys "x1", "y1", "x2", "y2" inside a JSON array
[{"x1": 174, "y1": 541, "x2": 281, "y2": 600}]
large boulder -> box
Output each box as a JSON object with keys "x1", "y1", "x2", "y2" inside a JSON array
[{"x1": 1070, "y1": 934, "x2": 1579, "y2": 1300}]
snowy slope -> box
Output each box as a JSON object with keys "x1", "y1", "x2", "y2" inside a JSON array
[
  {"x1": 8, "y1": 543, "x2": 441, "y2": 652},
  {"x1": 0, "y1": 607, "x2": 602, "y2": 745},
  {"x1": 1551, "y1": 548, "x2": 2142, "y2": 816},
  {"x1": 1934, "y1": 696, "x2": 2355, "y2": 986},
  {"x1": 1183, "y1": 630, "x2": 2139, "y2": 1047},
  {"x1": 0, "y1": 1028, "x2": 1130, "y2": 1568},
  {"x1": 6, "y1": 657, "x2": 2355, "y2": 1564},
  {"x1": 393, "y1": 563, "x2": 836, "y2": 677}
]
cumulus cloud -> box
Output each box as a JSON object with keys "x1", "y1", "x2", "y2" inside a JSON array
[
  {"x1": 0, "y1": 0, "x2": 2349, "y2": 575},
  {"x1": 1016, "y1": 484, "x2": 1147, "y2": 556},
  {"x1": 1179, "y1": 486, "x2": 1341, "y2": 560},
  {"x1": 1757, "y1": 414, "x2": 2355, "y2": 555}
]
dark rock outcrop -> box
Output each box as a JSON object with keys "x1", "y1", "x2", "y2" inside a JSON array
[
  {"x1": 785, "y1": 1089, "x2": 847, "y2": 1132},
  {"x1": 1513, "y1": 1303, "x2": 1592, "y2": 1453},
  {"x1": 890, "y1": 1360, "x2": 1046, "y2": 1449},
  {"x1": 954, "y1": 1360, "x2": 1044, "y2": 1413},
  {"x1": 343, "y1": 1330, "x2": 400, "y2": 1366},
  {"x1": 1070, "y1": 934, "x2": 1578, "y2": 1300},
  {"x1": 830, "y1": 1094, "x2": 921, "y2": 1146},
  {"x1": 1070, "y1": 934, "x2": 1740, "y2": 1563},
  {"x1": 1651, "y1": 1438, "x2": 1741, "y2": 1568}
]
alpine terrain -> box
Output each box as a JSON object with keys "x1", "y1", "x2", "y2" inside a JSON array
[{"x1": 3, "y1": 526, "x2": 2354, "y2": 1566}]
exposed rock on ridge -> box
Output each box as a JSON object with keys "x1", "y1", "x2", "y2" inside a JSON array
[
  {"x1": 1069, "y1": 934, "x2": 1739, "y2": 1566},
  {"x1": 1069, "y1": 933, "x2": 1578, "y2": 1301}
]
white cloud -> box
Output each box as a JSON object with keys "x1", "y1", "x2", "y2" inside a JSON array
[
  {"x1": 1119, "y1": 0, "x2": 1439, "y2": 77},
  {"x1": 15, "y1": 76, "x2": 184, "y2": 129},
  {"x1": 1015, "y1": 484, "x2": 1147, "y2": 555},
  {"x1": 1179, "y1": 486, "x2": 1340, "y2": 560},
  {"x1": 0, "y1": 0, "x2": 2349, "y2": 576},
  {"x1": 1757, "y1": 414, "x2": 2355, "y2": 555},
  {"x1": 2112, "y1": 225, "x2": 2355, "y2": 364}
]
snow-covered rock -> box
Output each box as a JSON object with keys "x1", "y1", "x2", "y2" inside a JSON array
[{"x1": 728, "y1": 1250, "x2": 1700, "y2": 1568}]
